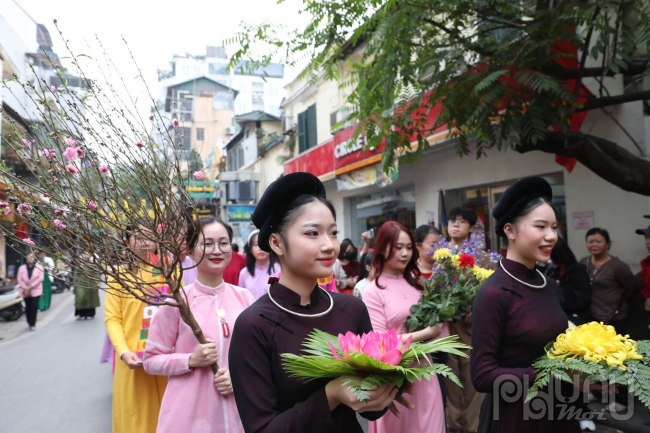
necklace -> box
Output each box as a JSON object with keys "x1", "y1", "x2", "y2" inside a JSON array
[
  {"x1": 267, "y1": 285, "x2": 334, "y2": 318},
  {"x1": 499, "y1": 260, "x2": 547, "y2": 289}
]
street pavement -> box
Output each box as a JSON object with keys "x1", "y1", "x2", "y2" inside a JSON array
[{"x1": 0, "y1": 290, "x2": 112, "y2": 433}]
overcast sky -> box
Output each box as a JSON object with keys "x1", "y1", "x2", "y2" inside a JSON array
[{"x1": 17, "y1": 0, "x2": 309, "y2": 112}]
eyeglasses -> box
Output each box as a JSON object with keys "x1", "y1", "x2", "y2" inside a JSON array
[{"x1": 198, "y1": 239, "x2": 232, "y2": 254}]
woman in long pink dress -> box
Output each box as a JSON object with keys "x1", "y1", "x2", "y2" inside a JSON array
[
  {"x1": 363, "y1": 221, "x2": 447, "y2": 433},
  {"x1": 143, "y1": 217, "x2": 255, "y2": 433}
]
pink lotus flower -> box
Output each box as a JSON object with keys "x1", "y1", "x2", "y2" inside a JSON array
[
  {"x1": 329, "y1": 329, "x2": 412, "y2": 366},
  {"x1": 193, "y1": 170, "x2": 204, "y2": 180},
  {"x1": 54, "y1": 219, "x2": 66, "y2": 230},
  {"x1": 17, "y1": 204, "x2": 32, "y2": 215},
  {"x1": 65, "y1": 137, "x2": 77, "y2": 147},
  {"x1": 50, "y1": 85, "x2": 57, "y2": 93},
  {"x1": 22, "y1": 139, "x2": 29, "y2": 147},
  {"x1": 23, "y1": 238, "x2": 35, "y2": 246},
  {"x1": 88, "y1": 201, "x2": 97, "y2": 211},
  {"x1": 99, "y1": 165, "x2": 110, "y2": 174},
  {"x1": 63, "y1": 147, "x2": 79, "y2": 161},
  {"x1": 66, "y1": 165, "x2": 79, "y2": 174},
  {"x1": 43, "y1": 149, "x2": 56, "y2": 159},
  {"x1": 76, "y1": 148, "x2": 85, "y2": 158},
  {"x1": 136, "y1": 141, "x2": 144, "y2": 148}
]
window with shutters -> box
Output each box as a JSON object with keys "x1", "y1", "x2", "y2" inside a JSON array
[{"x1": 297, "y1": 103, "x2": 317, "y2": 153}]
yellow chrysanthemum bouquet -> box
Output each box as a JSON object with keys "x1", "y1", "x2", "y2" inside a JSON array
[{"x1": 527, "y1": 322, "x2": 650, "y2": 408}]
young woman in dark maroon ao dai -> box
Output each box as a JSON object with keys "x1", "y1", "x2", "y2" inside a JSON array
[
  {"x1": 470, "y1": 177, "x2": 582, "y2": 433},
  {"x1": 229, "y1": 173, "x2": 414, "y2": 433}
]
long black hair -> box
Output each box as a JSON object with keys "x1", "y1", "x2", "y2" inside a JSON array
[
  {"x1": 244, "y1": 231, "x2": 277, "y2": 276},
  {"x1": 358, "y1": 251, "x2": 374, "y2": 281},
  {"x1": 550, "y1": 237, "x2": 577, "y2": 268}
]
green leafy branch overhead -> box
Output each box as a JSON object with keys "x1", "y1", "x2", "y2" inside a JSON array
[{"x1": 229, "y1": 0, "x2": 650, "y2": 195}]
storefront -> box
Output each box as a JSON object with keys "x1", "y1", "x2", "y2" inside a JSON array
[
  {"x1": 445, "y1": 173, "x2": 567, "y2": 252},
  {"x1": 284, "y1": 103, "x2": 649, "y2": 272}
]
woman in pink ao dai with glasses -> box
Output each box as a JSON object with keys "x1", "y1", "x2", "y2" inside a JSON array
[{"x1": 144, "y1": 218, "x2": 255, "y2": 433}]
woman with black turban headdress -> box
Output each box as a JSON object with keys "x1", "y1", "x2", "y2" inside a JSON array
[
  {"x1": 229, "y1": 172, "x2": 414, "y2": 433},
  {"x1": 470, "y1": 177, "x2": 581, "y2": 433}
]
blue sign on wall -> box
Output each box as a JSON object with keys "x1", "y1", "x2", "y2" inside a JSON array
[{"x1": 227, "y1": 205, "x2": 255, "y2": 222}]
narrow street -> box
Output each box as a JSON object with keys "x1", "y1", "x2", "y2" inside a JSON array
[{"x1": 0, "y1": 291, "x2": 112, "y2": 433}]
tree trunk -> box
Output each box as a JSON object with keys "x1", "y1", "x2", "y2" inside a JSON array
[
  {"x1": 172, "y1": 288, "x2": 219, "y2": 373},
  {"x1": 516, "y1": 131, "x2": 650, "y2": 196}
]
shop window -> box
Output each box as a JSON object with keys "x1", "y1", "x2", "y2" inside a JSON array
[
  {"x1": 298, "y1": 104, "x2": 317, "y2": 153},
  {"x1": 348, "y1": 185, "x2": 416, "y2": 248},
  {"x1": 445, "y1": 173, "x2": 566, "y2": 252}
]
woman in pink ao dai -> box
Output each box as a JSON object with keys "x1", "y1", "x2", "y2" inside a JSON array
[
  {"x1": 362, "y1": 221, "x2": 447, "y2": 433},
  {"x1": 144, "y1": 218, "x2": 255, "y2": 433}
]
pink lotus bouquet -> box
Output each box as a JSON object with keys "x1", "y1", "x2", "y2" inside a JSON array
[{"x1": 282, "y1": 328, "x2": 470, "y2": 402}]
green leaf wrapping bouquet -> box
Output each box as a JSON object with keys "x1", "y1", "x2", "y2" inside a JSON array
[{"x1": 282, "y1": 328, "x2": 471, "y2": 402}]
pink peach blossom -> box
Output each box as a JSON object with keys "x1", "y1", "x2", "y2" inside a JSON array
[
  {"x1": 193, "y1": 170, "x2": 204, "y2": 180},
  {"x1": 54, "y1": 210, "x2": 62, "y2": 215},
  {"x1": 17, "y1": 204, "x2": 32, "y2": 215},
  {"x1": 76, "y1": 148, "x2": 85, "y2": 158},
  {"x1": 172, "y1": 118, "x2": 179, "y2": 128},
  {"x1": 54, "y1": 219, "x2": 67, "y2": 229},
  {"x1": 65, "y1": 137, "x2": 77, "y2": 147},
  {"x1": 23, "y1": 238, "x2": 35, "y2": 246},
  {"x1": 21, "y1": 139, "x2": 29, "y2": 147},
  {"x1": 63, "y1": 147, "x2": 79, "y2": 161},
  {"x1": 136, "y1": 141, "x2": 144, "y2": 148},
  {"x1": 149, "y1": 115, "x2": 154, "y2": 121},
  {"x1": 53, "y1": 178, "x2": 59, "y2": 182},
  {"x1": 50, "y1": 85, "x2": 57, "y2": 93},
  {"x1": 66, "y1": 165, "x2": 79, "y2": 174},
  {"x1": 99, "y1": 165, "x2": 110, "y2": 174},
  {"x1": 4, "y1": 208, "x2": 11, "y2": 216},
  {"x1": 43, "y1": 149, "x2": 56, "y2": 159},
  {"x1": 76, "y1": 214, "x2": 81, "y2": 218},
  {"x1": 88, "y1": 201, "x2": 97, "y2": 211}
]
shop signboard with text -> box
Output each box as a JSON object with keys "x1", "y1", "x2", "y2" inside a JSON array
[{"x1": 227, "y1": 205, "x2": 256, "y2": 222}]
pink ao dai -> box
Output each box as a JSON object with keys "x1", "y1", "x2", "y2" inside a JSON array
[
  {"x1": 144, "y1": 280, "x2": 255, "y2": 433},
  {"x1": 362, "y1": 273, "x2": 448, "y2": 433}
]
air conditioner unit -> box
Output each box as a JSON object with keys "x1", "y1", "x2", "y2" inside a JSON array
[
  {"x1": 282, "y1": 116, "x2": 295, "y2": 133},
  {"x1": 225, "y1": 127, "x2": 234, "y2": 135},
  {"x1": 330, "y1": 107, "x2": 352, "y2": 132},
  {"x1": 227, "y1": 181, "x2": 256, "y2": 203}
]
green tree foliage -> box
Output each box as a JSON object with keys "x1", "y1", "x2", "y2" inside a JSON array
[{"x1": 229, "y1": 0, "x2": 650, "y2": 195}]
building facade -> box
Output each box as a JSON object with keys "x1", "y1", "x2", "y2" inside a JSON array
[
  {"x1": 157, "y1": 46, "x2": 285, "y2": 117},
  {"x1": 281, "y1": 48, "x2": 650, "y2": 272}
]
